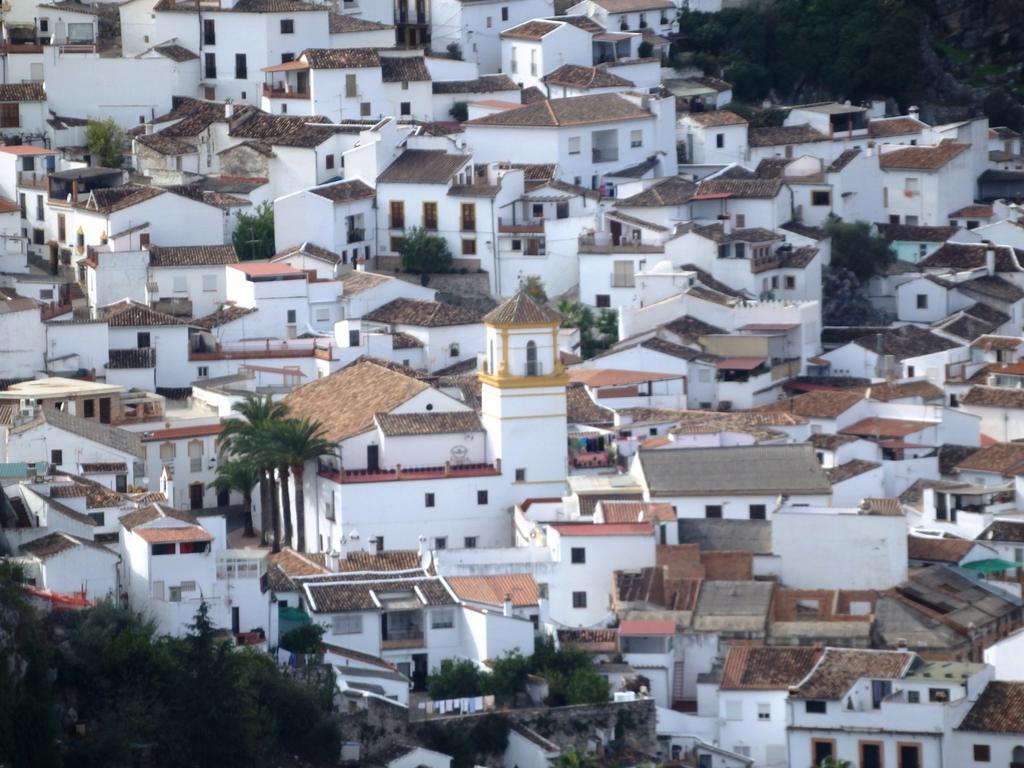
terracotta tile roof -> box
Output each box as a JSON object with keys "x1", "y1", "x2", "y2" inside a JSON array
[
  {"x1": 190, "y1": 304, "x2": 257, "y2": 330},
  {"x1": 566, "y1": 383, "x2": 615, "y2": 425},
  {"x1": 119, "y1": 503, "x2": 198, "y2": 530},
  {"x1": 663, "y1": 314, "x2": 725, "y2": 339},
  {"x1": 391, "y1": 331, "x2": 423, "y2": 349},
  {"x1": 826, "y1": 147, "x2": 862, "y2": 172},
  {"x1": 840, "y1": 417, "x2": 933, "y2": 439},
  {"x1": 951, "y1": 204, "x2": 994, "y2": 219},
  {"x1": 135, "y1": 524, "x2": 213, "y2": 543},
  {"x1": 962, "y1": 385, "x2": 1024, "y2": 409},
  {"x1": 616, "y1": 176, "x2": 696, "y2": 207},
  {"x1": 363, "y1": 298, "x2": 483, "y2": 326},
  {"x1": 148, "y1": 244, "x2": 238, "y2": 267},
  {"x1": 957, "y1": 681, "x2": 1024, "y2": 733},
  {"x1": 19, "y1": 532, "x2": 114, "y2": 560},
  {"x1": 271, "y1": 241, "x2": 342, "y2": 265},
  {"x1": 374, "y1": 410, "x2": 482, "y2": 436},
  {"x1": 864, "y1": 380, "x2": 945, "y2": 402},
  {"x1": 151, "y1": 43, "x2": 199, "y2": 62},
  {"x1": 720, "y1": 646, "x2": 821, "y2": 690},
  {"x1": 979, "y1": 520, "x2": 1024, "y2": 543},
  {"x1": 826, "y1": 459, "x2": 882, "y2": 484},
  {"x1": 154, "y1": 97, "x2": 238, "y2": 137},
  {"x1": 683, "y1": 110, "x2": 747, "y2": 127},
  {"x1": 600, "y1": 501, "x2": 676, "y2": 524},
  {"x1": 695, "y1": 177, "x2": 784, "y2": 199},
  {"x1": 78, "y1": 184, "x2": 164, "y2": 213},
  {"x1": 919, "y1": 242, "x2": 1022, "y2": 271},
  {"x1": 302, "y1": 575, "x2": 455, "y2": 613},
  {"x1": 587, "y1": 0, "x2": 673, "y2": 10},
  {"x1": 465, "y1": 94, "x2": 653, "y2": 127},
  {"x1": 328, "y1": 12, "x2": 393, "y2": 33},
  {"x1": 0, "y1": 83, "x2": 45, "y2": 102},
  {"x1": 266, "y1": 547, "x2": 331, "y2": 591},
  {"x1": 338, "y1": 550, "x2": 423, "y2": 572},
  {"x1": 868, "y1": 117, "x2": 927, "y2": 137},
  {"x1": 852, "y1": 324, "x2": 960, "y2": 359},
  {"x1": 14, "y1": 408, "x2": 145, "y2": 460},
  {"x1": 101, "y1": 299, "x2": 188, "y2": 327},
  {"x1": 808, "y1": 433, "x2": 859, "y2": 451},
  {"x1": 80, "y1": 462, "x2": 128, "y2": 473},
  {"x1": 791, "y1": 648, "x2": 913, "y2": 699},
  {"x1": 283, "y1": 359, "x2": 429, "y2": 442},
  {"x1": 749, "y1": 123, "x2": 829, "y2": 147},
  {"x1": 483, "y1": 290, "x2": 562, "y2": 326},
  {"x1": 140, "y1": 423, "x2": 222, "y2": 441},
  {"x1": 959, "y1": 275, "x2": 1024, "y2": 303},
  {"x1": 380, "y1": 56, "x2": 431, "y2": 83},
  {"x1": 876, "y1": 223, "x2": 958, "y2": 243},
  {"x1": 955, "y1": 442, "x2": 1024, "y2": 475},
  {"x1": 432, "y1": 75, "x2": 519, "y2": 94},
  {"x1": 446, "y1": 574, "x2": 539, "y2": 607},
  {"x1": 341, "y1": 270, "x2": 390, "y2": 296},
  {"x1": 907, "y1": 536, "x2": 976, "y2": 563},
  {"x1": 156, "y1": 0, "x2": 325, "y2": 11},
  {"x1": 542, "y1": 64, "x2": 633, "y2": 89},
  {"x1": 135, "y1": 132, "x2": 194, "y2": 155},
  {"x1": 879, "y1": 142, "x2": 970, "y2": 170},
  {"x1": 520, "y1": 86, "x2": 546, "y2": 104},
  {"x1": 939, "y1": 304, "x2": 1012, "y2": 342},
  {"x1": 758, "y1": 389, "x2": 863, "y2": 419},
  {"x1": 229, "y1": 111, "x2": 336, "y2": 148},
  {"x1": 377, "y1": 149, "x2": 470, "y2": 184},
  {"x1": 618, "y1": 618, "x2": 676, "y2": 636},
  {"x1": 500, "y1": 19, "x2": 561, "y2": 39}
]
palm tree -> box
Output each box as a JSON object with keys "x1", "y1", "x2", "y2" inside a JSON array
[
  {"x1": 216, "y1": 395, "x2": 289, "y2": 551},
  {"x1": 212, "y1": 460, "x2": 260, "y2": 538},
  {"x1": 263, "y1": 418, "x2": 335, "y2": 553}
]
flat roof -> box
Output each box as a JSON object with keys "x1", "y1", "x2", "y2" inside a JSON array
[
  {"x1": 0, "y1": 377, "x2": 124, "y2": 399},
  {"x1": 0, "y1": 145, "x2": 58, "y2": 156}
]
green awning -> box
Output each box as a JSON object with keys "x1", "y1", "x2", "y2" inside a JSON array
[
  {"x1": 962, "y1": 559, "x2": 1020, "y2": 573},
  {"x1": 278, "y1": 605, "x2": 312, "y2": 623}
]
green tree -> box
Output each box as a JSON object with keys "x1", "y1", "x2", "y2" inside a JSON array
[
  {"x1": 233, "y1": 201, "x2": 276, "y2": 261},
  {"x1": 555, "y1": 747, "x2": 599, "y2": 768},
  {"x1": 213, "y1": 459, "x2": 260, "y2": 537},
  {"x1": 279, "y1": 622, "x2": 324, "y2": 654},
  {"x1": 519, "y1": 275, "x2": 547, "y2": 303},
  {"x1": 261, "y1": 418, "x2": 335, "y2": 553},
  {"x1": 637, "y1": 40, "x2": 654, "y2": 59},
  {"x1": 400, "y1": 226, "x2": 453, "y2": 284},
  {"x1": 449, "y1": 101, "x2": 469, "y2": 122},
  {"x1": 488, "y1": 651, "x2": 531, "y2": 704},
  {"x1": 825, "y1": 219, "x2": 894, "y2": 281},
  {"x1": 563, "y1": 667, "x2": 612, "y2": 705},
  {"x1": 822, "y1": 265, "x2": 881, "y2": 326},
  {"x1": 86, "y1": 117, "x2": 125, "y2": 169},
  {"x1": 216, "y1": 394, "x2": 290, "y2": 551},
  {"x1": 427, "y1": 658, "x2": 487, "y2": 700}
]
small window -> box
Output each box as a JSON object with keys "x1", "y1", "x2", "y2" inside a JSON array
[
  {"x1": 332, "y1": 614, "x2": 362, "y2": 635},
  {"x1": 461, "y1": 238, "x2": 477, "y2": 256},
  {"x1": 916, "y1": 293, "x2": 928, "y2": 309},
  {"x1": 784, "y1": 275, "x2": 796, "y2": 289},
  {"x1": 757, "y1": 702, "x2": 770, "y2": 721},
  {"x1": 899, "y1": 743, "x2": 921, "y2": 768},
  {"x1": 811, "y1": 190, "x2": 831, "y2": 206},
  {"x1": 715, "y1": 133, "x2": 725, "y2": 149},
  {"x1": 572, "y1": 591, "x2": 587, "y2": 608},
  {"x1": 705, "y1": 504, "x2": 723, "y2": 519},
  {"x1": 973, "y1": 745, "x2": 990, "y2": 762},
  {"x1": 805, "y1": 700, "x2": 827, "y2": 714},
  {"x1": 286, "y1": 309, "x2": 297, "y2": 324},
  {"x1": 432, "y1": 608, "x2": 454, "y2": 629},
  {"x1": 464, "y1": 536, "x2": 477, "y2": 548},
  {"x1": 50, "y1": 449, "x2": 63, "y2": 465},
  {"x1": 316, "y1": 308, "x2": 330, "y2": 322},
  {"x1": 434, "y1": 536, "x2": 447, "y2": 550},
  {"x1": 568, "y1": 136, "x2": 581, "y2": 155},
  {"x1": 202, "y1": 274, "x2": 217, "y2": 292},
  {"x1": 477, "y1": 490, "x2": 488, "y2": 505},
  {"x1": 486, "y1": 15, "x2": 492, "y2": 27},
  {"x1": 595, "y1": 294, "x2": 610, "y2": 308},
  {"x1": 515, "y1": 468, "x2": 526, "y2": 482},
  {"x1": 83, "y1": 399, "x2": 95, "y2": 418},
  {"x1": 89, "y1": 511, "x2": 105, "y2": 525},
  {"x1": 400, "y1": 101, "x2": 411, "y2": 116},
  {"x1": 425, "y1": 493, "x2": 435, "y2": 507},
  {"x1": 39, "y1": 288, "x2": 53, "y2": 301},
  {"x1": 325, "y1": 154, "x2": 334, "y2": 170},
  {"x1": 571, "y1": 547, "x2": 586, "y2": 564},
  {"x1": 197, "y1": 366, "x2": 209, "y2": 378},
  {"x1": 449, "y1": 342, "x2": 460, "y2": 358},
  {"x1": 501, "y1": 5, "x2": 508, "y2": 20},
  {"x1": 928, "y1": 688, "x2": 949, "y2": 702},
  {"x1": 151, "y1": 543, "x2": 176, "y2": 556},
  {"x1": 511, "y1": 239, "x2": 522, "y2": 251},
  {"x1": 159, "y1": 443, "x2": 175, "y2": 461},
  {"x1": 630, "y1": 129, "x2": 642, "y2": 148},
  {"x1": 360, "y1": 102, "x2": 371, "y2": 117},
  {"x1": 749, "y1": 504, "x2": 766, "y2": 520},
  {"x1": 280, "y1": 18, "x2": 293, "y2": 33}
]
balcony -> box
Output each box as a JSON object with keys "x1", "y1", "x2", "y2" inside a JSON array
[
  {"x1": 381, "y1": 627, "x2": 424, "y2": 650},
  {"x1": 18, "y1": 171, "x2": 47, "y2": 190},
  {"x1": 318, "y1": 460, "x2": 500, "y2": 484},
  {"x1": 498, "y1": 217, "x2": 544, "y2": 234},
  {"x1": 346, "y1": 228, "x2": 366, "y2": 244},
  {"x1": 262, "y1": 83, "x2": 309, "y2": 100},
  {"x1": 592, "y1": 147, "x2": 619, "y2": 163},
  {"x1": 189, "y1": 338, "x2": 336, "y2": 361},
  {"x1": 578, "y1": 234, "x2": 664, "y2": 255}
]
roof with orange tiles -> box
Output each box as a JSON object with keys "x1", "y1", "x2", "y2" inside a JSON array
[
  {"x1": 955, "y1": 442, "x2": 1024, "y2": 475},
  {"x1": 599, "y1": 501, "x2": 676, "y2": 524},
  {"x1": 569, "y1": 368, "x2": 681, "y2": 387},
  {"x1": 0, "y1": 145, "x2": 58, "y2": 156},
  {"x1": 957, "y1": 681, "x2": 1024, "y2": 733},
  {"x1": 840, "y1": 417, "x2": 935, "y2": 439},
  {"x1": 879, "y1": 142, "x2": 970, "y2": 170},
  {"x1": 720, "y1": 646, "x2": 821, "y2": 690},
  {"x1": 550, "y1": 522, "x2": 654, "y2": 537},
  {"x1": 790, "y1": 648, "x2": 914, "y2": 699},
  {"x1": 229, "y1": 262, "x2": 304, "y2": 278},
  {"x1": 757, "y1": 388, "x2": 864, "y2": 419},
  {"x1": 618, "y1": 619, "x2": 676, "y2": 636},
  {"x1": 907, "y1": 536, "x2": 979, "y2": 564},
  {"x1": 134, "y1": 524, "x2": 214, "y2": 544},
  {"x1": 950, "y1": 204, "x2": 994, "y2": 219},
  {"x1": 445, "y1": 574, "x2": 540, "y2": 607},
  {"x1": 556, "y1": 627, "x2": 618, "y2": 652}
]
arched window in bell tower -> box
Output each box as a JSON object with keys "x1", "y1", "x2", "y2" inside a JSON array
[{"x1": 526, "y1": 340, "x2": 539, "y2": 376}]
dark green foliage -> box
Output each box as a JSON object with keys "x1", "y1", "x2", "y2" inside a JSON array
[
  {"x1": 519, "y1": 275, "x2": 547, "y2": 303},
  {"x1": 449, "y1": 101, "x2": 469, "y2": 122},
  {"x1": 85, "y1": 118, "x2": 125, "y2": 169},
  {"x1": 3, "y1": 591, "x2": 339, "y2": 768},
  {"x1": 427, "y1": 658, "x2": 488, "y2": 700},
  {"x1": 418, "y1": 715, "x2": 509, "y2": 768},
  {"x1": 278, "y1": 622, "x2": 324, "y2": 654},
  {"x1": 822, "y1": 266, "x2": 881, "y2": 326},
  {"x1": 487, "y1": 650, "x2": 531, "y2": 704},
  {"x1": 557, "y1": 301, "x2": 618, "y2": 358},
  {"x1": 232, "y1": 201, "x2": 276, "y2": 261},
  {"x1": 676, "y1": 1, "x2": 925, "y2": 104},
  {"x1": 637, "y1": 41, "x2": 654, "y2": 59},
  {"x1": 824, "y1": 219, "x2": 894, "y2": 281},
  {"x1": 400, "y1": 226, "x2": 454, "y2": 280}
]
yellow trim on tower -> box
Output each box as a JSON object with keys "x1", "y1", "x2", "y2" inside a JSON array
[{"x1": 478, "y1": 371, "x2": 570, "y2": 389}]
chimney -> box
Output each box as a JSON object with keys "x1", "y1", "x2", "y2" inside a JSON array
[
  {"x1": 224, "y1": 98, "x2": 233, "y2": 120},
  {"x1": 503, "y1": 594, "x2": 513, "y2": 617},
  {"x1": 982, "y1": 240, "x2": 997, "y2": 274},
  {"x1": 908, "y1": 105, "x2": 920, "y2": 121},
  {"x1": 71, "y1": 178, "x2": 79, "y2": 203},
  {"x1": 896, "y1": 638, "x2": 908, "y2": 649}
]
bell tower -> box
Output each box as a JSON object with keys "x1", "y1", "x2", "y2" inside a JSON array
[{"x1": 479, "y1": 292, "x2": 569, "y2": 501}]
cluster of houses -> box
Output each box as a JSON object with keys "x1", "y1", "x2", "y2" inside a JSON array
[{"x1": 5, "y1": 0, "x2": 1024, "y2": 765}]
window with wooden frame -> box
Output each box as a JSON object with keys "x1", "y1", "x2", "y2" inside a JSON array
[
  {"x1": 389, "y1": 235, "x2": 405, "y2": 252},
  {"x1": 389, "y1": 200, "x2": 404, "y2": 229},
  {"x1": 422, "y1": 201, "x2": 438, "y2": 230},
  {"x1": 811, "y1": 739, "x2": 836, "y2": 766},
  {"x1": 461, "y1": 238, "x2": 477, "y2": 256},
  {"x1": 897, "y1": 742, "x2": 921, "y2": 768},
  {"x1": 859, "y1": 741, "x2": 883, "y2": 768},
  {"x1": 460, "y1": 202, "x2": 476, "y2": 231}
]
